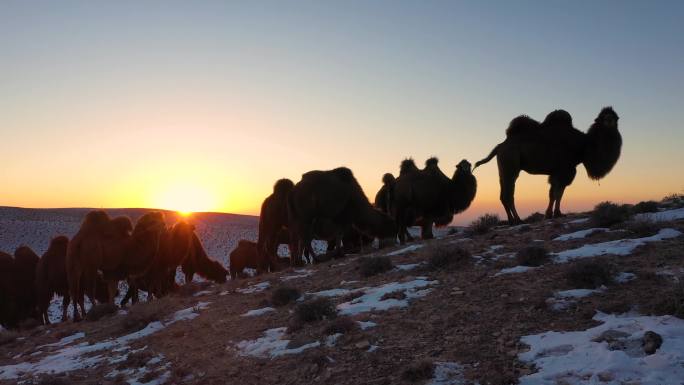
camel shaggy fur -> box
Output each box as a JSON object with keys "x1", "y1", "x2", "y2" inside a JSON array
[
  {"x1": 288, "y1": 167, "x2": 397, "y2": 265},
  {"x1": 474, "y1": 107, "x2": 622, "y2": 224},
  {"x1": 257, "y1": 178, "x2": 294, "y2": 270},
  {"x1": 393, "y1": 158, "x2": 477, "y2": 243}
]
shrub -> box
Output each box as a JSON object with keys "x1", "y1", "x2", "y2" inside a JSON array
[
  {"x1": 120, "y1": 299, "x2": 168, "y2": 332},
  {"x1": 565, "y1": 261, "x2": 614, "y2": 289},
  {"x1": 359, "y1": 256, "x2": 393, "y2": 277},
  {"x1": 86, "y1": 303, "x2": 118, "y2": 322},
  {"x1": 618, "y1": 219, "x2": 660, "y2": 237},
  {"x1": 271, "y1": 286, "x2": 301, "y2": 307},
  {"x1": 469, "y1": 214, "x2": 500, "y2": 234},
  {"x1": 293, "y1": 297, "x2": 337, "y2": 325},
  {"x1": 591, "y1": 202, "x2": 632, "y2": 227},
  {"x1": 515, "y1": 246, "x2": 550, "y2": 267},
  {"x1": 649, "y1": 280, "x2": 684, "y2": 319},
  {"x1": 402, "y1": 360, "x2": 435, "y2": 382},
  {"x1": 0, "y1": 330, "x2": 18, "y2": 346},
  {"x1": 662, "y1": 193, "x2": 684, "y2": 208},
  {"x1": 524, "y1": 212, "x2": 546, "y2": 223},
  {"x1": 632, "y1": 200, "x2": 660, "y2": 214},
  {"x1": 323, "y1": 316, "x2": 359, "y2": 335},
  {"x1": 36, "y1": 377, "x2": 71, "y2": 385},
  {"x1": 425, "y1": 245, "x2": 471, "y2": 270}
]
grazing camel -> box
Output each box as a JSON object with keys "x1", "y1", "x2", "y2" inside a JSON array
[
  {"x1": 257, "y1": 178, "x2": 294, "y2": 269},
  {"x1": 474, "y1": 107, "x2": 622, "y2": 224},
  {"x1": 288, "y1": 167, "x2": 397, "y2": 265},
  {"x1": 66, "y1": 210, "x2": 166, "y2": 321},
  {"x1": 393, "y1": 158, "x2": 477, "y2": 243}
]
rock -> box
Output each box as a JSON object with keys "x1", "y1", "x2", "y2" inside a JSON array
[
  {"x1": 642, "y1": 331, "x2": 663, "y2": 355},
  {"x1": 597, "y1": 371, "x2": 614, "y2": 382},
  {"x1": 592, "y1": 329, "x2": 629, "y2": 343},
  {"x1": 355, "y1": 340, "x2": 370, "y2": 349}
]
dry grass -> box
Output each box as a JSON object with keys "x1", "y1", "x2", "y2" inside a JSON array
[
  {"x1": 0, "y1": 330, "x2": 18, "y2": 346},
  {"x1": 632, "y1": 200, "x2": 660, "y2": 214},
  {"x1": 591, "y1": 201, "x2": 632, "y2": 227},
  {"x1": 515, "y1": 246, "x2": 550, "y2": 267},
  {"x1": 323, "y1": 316, "x2": 359, "y2": 335},
  {"x1": 524, "y1": 212, "x2": 546, "y2": 223},
  {"x1": 86, "y1": 303, "x2": 119, "y2": 322},
  {"x1": 120, "y1": 298, "x2": 172, "y2": 333},
  {"x1": 358, "y1": 256, "x2": 393, "y2": 277},
  {"x1": 469, "y1": 214, "x2": 500, "y2": 235},
  {"x1": 271, "y1": 286, "x2": 301, "y2": 307},
  {"x1": 425, "y1": 244, "x2": 471, "y2": 270},
  {"x1": 292, "y1": 297, "x2": 337, "y2": 328},
  {"x1": 565, "y1": 261, "x2": 614, "y2": 289},
  {"x1": 401, "y1": 359, "x2": 434, "y2": 382},
  {"x1": 650, "y1": 280, "x2": 684, "y2": 319}
]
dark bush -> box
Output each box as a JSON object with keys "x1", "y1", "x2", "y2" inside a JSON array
[
  {"x1": 426, "y1": 245, "x2": 471, "y2": 270},
  {"x1": 591, "y1": 202, "x2": 632, "y2": 227},
  {"x1": 649, "y1": 280, "x2": 684, "y2": 319},
  {"x1": 632, "y1": 200, "x2": 660, "y2": 214},
  {"x1": 271, "y1": 286, "x2": 301, "y2": 307},
  {"x1": 402, "y1": 360, "x2": 435, "y2": 382},
  {"x1": 359, "y1": 256, "x2": 393, "y2": 277},
  {"x1": 323, "y1": 316, "x2": 359, "y2": 335},
  {"x1": 469, "y1": 214, "x2": 500, "y2": 234},
  {"x1": 86, "y1": 303, "x2": 118, "y2": 322},
  {"x1": 0, "y1": 330, "x2": 18, "y2": 346},
  {"x1": 36, "y1": 377, "x2": 71, "y2": 385},
  {"x1": 618, "y1": 219, "x2": 660, "y2": 237},
  {"x1": 293, "y1": 297, "x2": 337, "y2": 325},
  {"x1": 524, "y1": 212, "x2": 546, "y2": 223},
  {"x1": 120, "y1": 300, "x2": 167, "y2": 332},
  {"x1": 515, "y1": 246, "x2": 550, "y2": 267},
  {"x1": 565, "y1": 261, "x2": 614, "y2": 289}
]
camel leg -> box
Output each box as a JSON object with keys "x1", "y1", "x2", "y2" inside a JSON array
[
  {"x1": 69, "y1": 275, "x2": 82, "y2": 322},
  {"x1": 61, "y1": 296, "x2": 70, "y2": 322},
  {"x1": 553, "y1": 185, "x2": 568, "y2": 218},
  {"x1": 421, "y1": 219, "x2": 434, "y2": 240},
  {"x1": 545, "y1": 184, "x2": 555, "y2": 219},
  {"x1": 550, "y1": 169, "x2": 575, "y2": 218},
  {"x1": 107, "y1": 280, "x2": 118, "y2": 305}
]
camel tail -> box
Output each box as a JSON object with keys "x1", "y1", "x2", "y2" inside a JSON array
[{"x1": 473, "y1": 144, "x2": 499, "y2": 172}]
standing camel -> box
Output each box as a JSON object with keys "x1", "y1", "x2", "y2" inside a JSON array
[{"x1": 474, "y1": 107, "x2": 622, "y2": 224}]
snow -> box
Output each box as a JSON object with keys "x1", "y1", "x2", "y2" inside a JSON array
[
  {"x1": 106, "y1": 353, "x2": 170, "y2": 385},
  {"x1": 489, "y1": 245, "x2": 504, "y2": 251},
  {"x1": 615, "y1": 272, "x2": 636, "y2": 283},
  {"x1": 324, "y1": 333, "x2": 343, "y2": 347},
  {"x1": 494, "y1": 266, "x2": 537, "y2": 276},
  {"x1": 635, "y1": 207, "x2": 684, "y2": 222},
  {"x1": 385, "y1": 244, "x2": 424, "y2": 256},
  {"x1": 241, "y1": 307, "x2": 275, "y2": 317},
  {"x1": 395, "y1": 263, "x2": 421, "y2": 271},
  {"x1": 237, "y1": 281, "x2": 271, "y2": 294},
  {"x1": 546, "y1": 288, "x2": 604, "y2": 311},
  {"x1": 0, "y1": 303, "x2": 209, "y2": 380},
  {"x1": 553, "y1": 228, "x2": 608, "y2": 241},
  {"x1": 518, "y1": 312, "x2": 684, "y2": 385},
  {"x1": 357, "y1": 321, "x2": 378, "y2": 330},
  {"x1": 37, "y1": 332, "x2": 85, "y2": 349},
  {"x1": 337, "y1": 279, "x2": 438, "y2": 316},
  {"x1": 553, "y1": 228, "x2": 682, "y2": 263},
  {"x1": 236, "y1": 327, "x2": 320, "y2": 358},
  {"x1": 310, "y1": 288, "x2": 356, "y2": 298},
  {"x1": 568, "y1": 217, "x2": 590, "y2": 224},
  {"x1": 192, "y1": 290, "x2": 213, "y2": 297},
  {"x1": 428, "y1": 362, "x2": 473, "y2": 385},
  {"x1": 280, "y1": 269, "x2": 315, "y2": 281}
]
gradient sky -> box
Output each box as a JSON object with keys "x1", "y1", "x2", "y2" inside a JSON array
[{"x1": 1, "y1": 1, "x2": 683, "y2": 224}]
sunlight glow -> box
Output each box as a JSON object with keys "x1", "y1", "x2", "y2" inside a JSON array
[{"x1": 152, "y1": 183, "x2": 218, "y2": 214}]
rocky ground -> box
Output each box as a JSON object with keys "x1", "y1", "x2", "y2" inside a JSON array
[{"x1": 1, "y1": 205, "x2": 683, "y2": 385}]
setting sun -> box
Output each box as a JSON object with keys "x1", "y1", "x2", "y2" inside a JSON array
[{"x1": 152, "y1": 183, "x2": 218, "y2": 214}]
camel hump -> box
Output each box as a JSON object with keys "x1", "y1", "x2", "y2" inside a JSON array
[
  {"x1": 543, "y1": 109, "x2": 573, "y2": 128},
  {"x1": 273, "y1": 178, "x2": 294, "y2": 196},
  {"x1": 400, "y1": 158, "x2": 418, "y2": 175},
  {"x1": 14, "y1": 246, "x2": 39, "y2": 261},
  {"x1": 82, "y1": 210, "x2": 111, "y2": 230},
  {"x1": 506, "y1": 115, "x2": 540, "y2": 137},
  {"x1": 382, "y1": 173, "x2": 395, "y2": 186},
  {"x1": 425, "y1": 157, "x2": 439, "y2": 168},
  {"x1": 596, "y1": 106, "x2": 618, "y2": 121},
  {"x1": 50, "y1": 235, "x2": 69, "y2": 247}
]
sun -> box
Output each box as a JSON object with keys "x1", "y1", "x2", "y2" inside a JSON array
[{"x1": 153, "y1": 183, "x2": 218, "y2": 215}]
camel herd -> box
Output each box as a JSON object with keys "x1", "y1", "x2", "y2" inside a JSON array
[{"x1": 0, "y1": 106, "x2": 621, "y2": 329}]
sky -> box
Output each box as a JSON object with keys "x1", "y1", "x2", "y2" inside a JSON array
[{"x1": 1, "y1": 1, "x2": 683, "y2": 224}]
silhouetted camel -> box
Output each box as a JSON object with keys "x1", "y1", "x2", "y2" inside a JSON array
[
  {"x1": 288, "y1": 167, "x2": 397, "y2": 265},
  {"x1": 257, "y1": 178, "x2": 294, "y2": 270},
  {"x1": 474, "y1": 107, "x2": 622, "y2": 224},
  {"x1": 393, "y1": 158, "x2": 477, "y2": 243},
  {"x1": 66, "y1": 210, "x2": 166, "y2": 321},
  {"x1": 181, "y1": 232, "x2": 228, "y2": 283},
  {"x1": 229, "y1": 240, "x2": 266, "y2": 279}
]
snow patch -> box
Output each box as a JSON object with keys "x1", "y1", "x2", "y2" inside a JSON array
[
  {"x1": 337, "y1": 279, "x2": 438, "y2": 316},
  {"x1": 614, "y1": 272, "x2": 636, "y2": 283},
  {"x1": 237, "y1": 281, "x2": 271, "y2": 294},
  {"x1": 635, "y1": 207, "x2": 684, "y2": 222},
  {"x1": 428, "y1": 362, "x2": 473, "y2": 385},
  {"x1": 385, "y1": 244, "x2": 424, "y2": 256},
  {"x1": 546, "y1": 288, "x2": 604, "y2": 311},
  {"x1": 192, "y1": 290, "x2": 213, "y2": 297},
  {"x1": 236, "y1": 327, "x2": 320, "y2": 358},
  {"x1": 324, "y1": 333, "x2": 343, "y2": 347},
  {"x1": 553, "y1": 228, "x2": 681, "y2": 263},
  {"x1": 281, "y1": 269, "x2": 315, "y2": 281},
  {"x1": 495, "y1": 266, "x2": 537, "y2": 276},
  {"x1": 395, "y1": 263, "x2": 421, "y2": 271},
  {"x1": 357, "y1": 321, "x2": 377, "y2": 330},
  {"x1": 519, "y1": 312, "x2": 684, "y2": 385},
  {"x1": 37, "y1": 332, "x2": 85, "y2": 349},
  {"x1": 553, "y1": 228, "x2": 608, "y2": 241},
  {"x1": 241, "y1": 307, "x2": 276, "y2": 317}
]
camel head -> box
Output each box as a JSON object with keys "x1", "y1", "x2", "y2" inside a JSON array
[
  {"x1": 381, "y1": 173, "x2": 395, "y2": 186},
  {"x1": 583, "y1": 107, "x2": 622, "y2": 180},
  {"x1": 454, "y1": 159, "x2": 472, "y2": 175}
]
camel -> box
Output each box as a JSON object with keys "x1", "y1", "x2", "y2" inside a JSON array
[
  {"x1": 181, "y1": 232, "x2": 228, "y2": 283},
  {"x1": 66, "y1": 210, "x2": 166, "y2": 321},
  {"x1": 229, "y1": 240, "x2": 265, "y2": 279},
  {"x1": 288, "y1": 167, "x2": 397, "y2": 265},
  {"x1": 474, "y1": 107, "x2": 622, "y2": 224},
  {"x1": 0, "y1": 251, "x2": 17, "y2": 328},
  {"x1": 12, "y1": 246, "x2": 40, "y2": 324},
  {"x1": 393, "y1": 158, "x2": 477, "y2": 244},
  {"x1": 257, "y1": 178, "x2": 294, "y2": 269}
]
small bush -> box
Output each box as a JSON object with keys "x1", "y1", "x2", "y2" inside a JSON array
[
  {"x1": 515, "y1": 246, "x2": 550, "y2": 267},
  {"x1": 591, "y1": 202, "x2": 632, "y2": 227},
  {"x1": 116, "y1": 350, "x2": 154, "y2": 370},
  {"x1": 0, "y1": 330, "x2": 18, "y2": 346},
  {"x1": 649, "y1": 280, "x2": 684, "y2": 319},
  {"x1": 271, "y1": 286, "x2": 301, "y2": 307},
  {"x1": 402, "y1": 360, "x2": 435, "y2": 382},
  {"x1": 632, "y1": 200, "x2": 660, "y2": 214},
  {"x1": 565, "y1": 261, "x2": 614, "y2": 289},
  {"x1": 426, "y1": 245, "x2": 471, "y2": 270},
  {"x1": 618, "y1": 219, "x2": 660, "y2": 237},
  {"x1": 293, "y1": 297, "x2": 337, "y2": 325},
  {"x1": 524, "y1": 212, "x2": 546, "y2": 223},
  {"x1": 36, "y1": 377, "x2": 71, "y2": 385},
  {"x1": 662, "y1": 193, "x2": 684, "y2": 208},
  {"x1": 120, "y1": 300, "x2": 168, "y2": 332},
  {"x1": 86, "y1": 303, "x2": 118, "y2": 322},
  {"x1": 469, "y1": 214, "x2": 500, "y2": 234},
  {"x1": 323, "y1": 316, "x2": 359, "y2": 335},
  {"x1": 359, "y1": 256, "x2": 393, "y2": 277}
]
